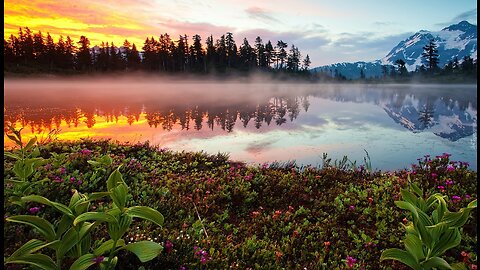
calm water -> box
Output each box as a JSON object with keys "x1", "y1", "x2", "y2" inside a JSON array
[{"x1": 4, "y1": 78, "x2": 477, "y2": 171}]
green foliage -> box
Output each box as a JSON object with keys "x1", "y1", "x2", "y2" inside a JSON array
[
  {"x1": 4, "y1": 139, "x2": 477, "y2": 269},
  {"x1": 4, "y1": 125, "x2": 47, "y2": 207},
  {"x1": 381, "y1": 183, "x2": 477, "y2": 269}
]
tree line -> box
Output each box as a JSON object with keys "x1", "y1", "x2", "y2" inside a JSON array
[
  {"x1": 4, "y1": 27, "x2": 311, "y2": 75},
  {"x1": 313, "y1": 39, "x2": 477, "y2": 81}
]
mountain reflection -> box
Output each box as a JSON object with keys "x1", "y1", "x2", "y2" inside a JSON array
[{"x1": 4, "y1": 82, "x2": 477, "y2": 144}]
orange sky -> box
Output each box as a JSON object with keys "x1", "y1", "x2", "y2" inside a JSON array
[{"x1": 4, "y1": 0, "x2": 162, "y2": 47}]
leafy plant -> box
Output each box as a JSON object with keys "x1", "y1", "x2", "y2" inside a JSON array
[
  {"x1": 4, "y1": 126, "x2": 47, "y2": 206},
  {"x1": 380, "y1": 182, "x2": 477, "y2": 269},
  {"x1": 5, "y1": 167, "x2": 165, "y2": 270}
]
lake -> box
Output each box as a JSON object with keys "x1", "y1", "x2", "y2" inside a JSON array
[{"x1": 4, "y1": 77, "x2": 477, "y2": 171}]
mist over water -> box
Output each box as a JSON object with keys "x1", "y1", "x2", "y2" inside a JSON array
[{"x1": 4, "y1": 76, "x2": 477, "y2": 171}]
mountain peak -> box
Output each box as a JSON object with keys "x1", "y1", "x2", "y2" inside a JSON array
[{"x1": 442, "y1": 20, "x2": 476, "y2": 32}]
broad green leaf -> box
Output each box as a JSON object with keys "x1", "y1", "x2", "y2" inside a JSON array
[
  {"x1": 8, "y1": 239, "x2": 59, "y2": 260},
  {"x1": 126, "y1": 206, "x2": 164, "y2": 227},
  {"x1": 69, "y1": 253, "x2": 96, "y2": 270},
  {"x1": 74, "y1": 201, "x2": 91, "y2": 216},
  {"x1": 74, "y1": 212, "x2": 117, "y2": 226},
  {"x1": 24, "y1": 137, "x2": 37, "y2": 151},
  {"x1": 120, "y1": 241, "x2": 163, "y2": 263},
  {"x1": 111, "y1": 183, "x2": 128, "y2": 210},
  {"x1": 5, "y1": 254, "x2": 58, "y2": 270},
  {"x1": 69, "y1": 190, "x2": 82, "y2": 208},
  {"x1": 57, "y1": 227, "x2": 80, "y2": 260},
  {"x1": 87, "y1": 192, "x2": 111, "y2": 202},
  {"x1": 467, "y1": 199, "x2": 477, "y2": 208},
  {"x1": 56, "y1": 215, "x2": 73, "y2": 239},
  {"x1": 451, "y1": 262, "x2": 468, "y2": 270},
  {"x1": 78, "y1": 222, "x2": 98, "y2": 241},
  {"x1": 426, "y1": 222, "x2": 449, "y2": 244},
  {"x1": 404, "y1": 233, "x2": 424, "y2": 262},
  {"x1": 411, "y1": 183, "x2": 423, "y2": 197},
  {"x1": 421, "y1": 256, "x2": 452, "y2": 269},
  {"x1": 4, "y1": 151, "x2": 20, "y2": 160},
  {"x1": 21, "y1": 195, "x2": 73, "y2": 218},
  {"x1": 443, "y1": 208, "x2": 475, "y2": 228},
  {"x1": 93, "y1": 239, "x2": 126, "y2": 256},
  {"x1": 107, "y1": 166, "x2": 126, "y2": 191},
  {"x1": 380, "y1": 248, "x2": 420, "y2": 269},
  {"x1": 6, "y1": 215, "x2": 56, "y2": 242},
  {"x1": 400, "y1": 189, "x2": 419, "y2": 207},
  {"x1": 429, "y1": 228, "x2": 461, "y2": 258}
]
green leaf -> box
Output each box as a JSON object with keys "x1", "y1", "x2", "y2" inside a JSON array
[
  {"x1": 426, "y1": 222, "x2": 449, "y2": 244},
  {"x1": 6, "y1": 215, "x2": 56, "y2": 242},
  {"x1": 21, "y1": 195, "x2": 73, "y2": 218},
  {"x1": 429, "y1": 228, "x2": 461, "y2": 258},
  {"x1": 93, "y1": 239, "x2": 126, "y2": 256},
  {"x1": 400, "y1": 189, "x2": 419, "y2": 208},
  {"x1": 107, "y1": 166, "x2": 126, "y2": 191},
  {"x1": 4, "y1": 151, "x2": 20, "y2": 160},
  {"x1": 74, "y1": 212, "x2": 117, "y2": 226},
  {"x1": 57, "y1": 227, "x2": 80, "y2": 260},
  {"x1": 87, "y1": 192, "x2": 111, "y2": 202},
  {"x1": 467, "y1": 199, "x2": 477, "y2": 208},
  {"x1": 451, "y1": 262, "x2": 468, "y2": 270},
  {"x1": 411, "y1": 183, "x2": 423, "y2": 197},
  {"x1": 111, "y1": 183, "x2": 128, "y2": 210},
  {"x1": 5, "y1": 254, "x2": 58, "y2": 270},
  {"x1": 69, "y1": 253, "x2": 96, "y2": 270},
  {"x1": 120, "y1": 241, "x2": 163, "y2": 263},
  {"x1": 78, "y1": 222, "x2": 98, "y2": 241},
  {"x1": 404, "y1": 233, "x2": 424, "y2": 262},
  {"x1": 8, "y1": 239, "x2": 59, "y2": 260},
  {"x1": 74, "y1": 201, "x2": 91, "y2": 216},
  {"x1": 421, "y1": 256, "x2": 452, "y2": 269},
  {"x1": 24, "y1": 137, "x2": 37, "y2": 151},
  {"x1": 380, "y1": 248, "x2": 420, "y2": 269},
  {"x1": 56, "y1": 215, "x2": 73, "y2": 239},
  {"x1": 126, "y1": 206, "x2": 164, "y2": 227}
]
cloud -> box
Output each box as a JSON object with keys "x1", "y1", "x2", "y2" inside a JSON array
[
  {"x1": 245, "y1": 7, "x2": 280, "y2": 24},
  {"x1": 435, "y1": 8, "x2": 477, "y2": 27},
  {"x1": 156, "y1": 20, "x2": 233, "y2": 38}
]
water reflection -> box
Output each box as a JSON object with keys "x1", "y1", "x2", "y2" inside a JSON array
[{"x1": 4, "y1": 79, "x2": 477, "y2": 170}]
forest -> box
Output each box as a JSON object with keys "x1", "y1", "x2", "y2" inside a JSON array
[{"x1": 4, "y1": 27, "x2": 311, "y2": 76}]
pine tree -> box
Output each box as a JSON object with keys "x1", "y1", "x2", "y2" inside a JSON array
[
  {"x1": 76, "y1": 35, "x2": 91, "y2": 71},
  {"x1": 394, "y1": 59, "x2": 407, "y2": 76},
  {"x1": 205, "y1": 35, "x2": 216, "y2": 72},
  {"x1": 225, "y1": 32, "x2": 237, "y2": 69},
  {"x1": 264, "y1": 40, "x2": 274, "y2": 69},
  {"x1": 275, "y1": 40, "x2": 287, "y2": 70},
  {"x1": 421, "y1": 39, "x2": 439, "y2": 72},
  {"x1": 302, "y1": 54, "x2": 311, "y2": 71},
  {"x1": 254, "y1": 36, "x2": 266, "y2": 68},
  {"x1": 44, "y1": 33, "x2": 55, "y2": 69}
]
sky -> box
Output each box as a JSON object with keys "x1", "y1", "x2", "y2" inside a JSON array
[{"x1": 4, "y1": 0, "x2": 477, "y2": 67}]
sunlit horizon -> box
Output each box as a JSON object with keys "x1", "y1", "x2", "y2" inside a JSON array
[{"x1": 4, "y1": 0, "x2": 477, "y2": 66}]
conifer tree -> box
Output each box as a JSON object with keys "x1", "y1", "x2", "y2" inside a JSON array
[{"x1": 421, "y1": 39, "x2": 439, "y2": 72}]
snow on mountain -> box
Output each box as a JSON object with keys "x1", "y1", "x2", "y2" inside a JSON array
[
  {"x1": 311, "y1": 21, "x2": 477, "y2": 78},
  {"x1": 382, "y1": 21, "x2": 477, "y2": 71}
]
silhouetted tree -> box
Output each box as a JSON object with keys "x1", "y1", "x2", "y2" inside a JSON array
[
  {"x1": 395, "y1": 59, "x2": 408, "y2": 76},
  {"x1": 421, "y1": 39, "x2": 439, "y2": 72},
  {"x1": 255, "y1": 36, "x2": 266, "y2": 68},
  {"x1": 302, "y1": 54, "x2": 311, "y2": 71},
  {"x1": 264, "y1": 40, "x2": 274, "y2": 69},
  {"x1": 76, "y1": 36, "x2": 91, "y2": 71}
]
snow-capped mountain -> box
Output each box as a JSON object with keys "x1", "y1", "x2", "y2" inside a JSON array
[
  {"x1": 311, "y1": 21, "x2": 477, "y2": 78},
  {"x1": 381, "y1": 21, "x2": 477, "y2": 71}
]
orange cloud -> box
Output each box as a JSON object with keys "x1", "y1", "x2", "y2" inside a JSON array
[{"x1": 4, "y1": 0, "x2": 161, "y2": 47}]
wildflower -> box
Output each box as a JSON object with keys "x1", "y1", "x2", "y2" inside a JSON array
[
  {"x1": 59, "y1": 167, "x2": 66, "y2": 174},
  {"x1": 437, "y1": 185, "x2": 445, "y2": 190},
  {"x1": 54, "y1": 176, "x2": 63, "y2": 183},
  {"x1": 465, "y1": 194, "x2": 471, "y2": 199},
  {"x1": 349, "y1": 205, "x2": 355, "y2": 211},
  {"x1": 180, "y1": 267, "x2": 186, "y2": 270},
  {"x1": 275, "y1": 251, "x2": 283, "y2": 260},
  {"x1": 315, "y1": 175, "x2": 321, "y2": 179},
  {"x1": 292, "y1": 230, "x2": 300, "y2": 237},
  {"x1": 80, "y1": 149, "x2": 92, "y2": 155},
  {"x1": 77, "y1": 179, "x2": 83, "y2": 185},
  {"x1": 288, "y1": 205, "x2": 295, "y2": 212},
  {"x1": 451, "y1": 196, "x2": 461, "y2": 203},
  {"x1": 70, "y1": 177, "x2": 76, "y2": 183},
  {"x1": 368, "y1": 197, "x2": 373, "y2": 204},
  {"x1": 272, "y1": 210, "x2": 282, "y2": 220},
  {"x1": 431, "y1": 173, "x2": 438, "y2": 178},
  {"x1": 445, "y1": 179, "x2": 454, "y2": 186},
  {"x1": 92, "y1": 256, "x2": 105, "y2": 265},
  {"x1": 29, "y1": 207, "x2": 41, "y2": 214},
  {"x1": 470, "y1": 264, "x2": 477, "y2": 270},
  {"x1": 251, "y1": 211, "x2": 260, "y2": 218},
  {"x1": 402, "y1": 217, "x2": 408, "y2": 224},
  {"x1": 165, "y1": 240, "x2": 173, "y2": 253},
  {"x1": 324, "y1": 241, "x2": 331, "y2": 248},
  {"x1": 346, "y1": 256, "x2": 357, "y2": 269},
  {"x1": 44, "y1": 163, "x2": 52, "y2": 170},
  {"x1": 447, "y1": 164, "x2": 455, "y2": 172}
]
